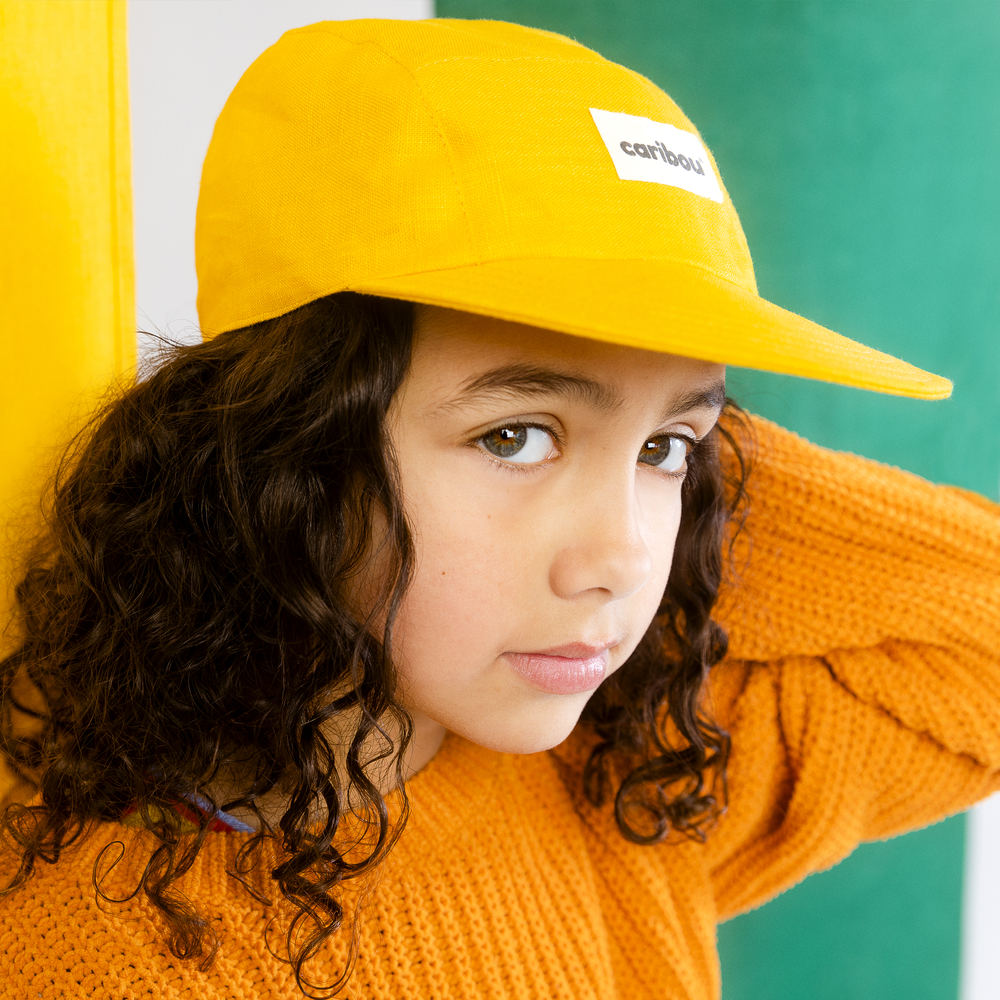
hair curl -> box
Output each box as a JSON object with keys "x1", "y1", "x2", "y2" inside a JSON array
[{"x1": 0, "y1": 291, "x2": 751, "y2": 996}]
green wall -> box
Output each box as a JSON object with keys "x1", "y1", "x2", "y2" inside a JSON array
[{"x1": 437, "y1": 1, "x2": 1000, "y2": 996}]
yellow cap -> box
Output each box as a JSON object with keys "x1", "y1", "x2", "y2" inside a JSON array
[{"x1": 196, "y1": 18, "x2": 951, "y2": 400}]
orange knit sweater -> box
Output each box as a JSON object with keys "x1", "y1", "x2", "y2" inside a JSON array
[{"x1": 2, "y1": 416, "x2": 999, "y2": 999}]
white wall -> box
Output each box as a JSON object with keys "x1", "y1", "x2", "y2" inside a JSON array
[
  {"x1": 128, "y1": 0, "x2": 433, "y2": 360},
  {"x1": 962, "y1": 793, "x2": 1000, "y2": 1000}
]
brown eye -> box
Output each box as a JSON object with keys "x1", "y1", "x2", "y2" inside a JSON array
[
  {"x1": 477, "y1": 425, "x2": 555, "y2": 464},
  {"x1": 480, "y1": 426, "x2": 527, "y2": 458},
  {"x1": 638, "y1": 435, "x2": 690, "y2": 473}
]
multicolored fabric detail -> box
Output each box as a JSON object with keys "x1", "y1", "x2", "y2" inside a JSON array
[{"x1": 122, "y1": 791, "x2": 254, "y2": 833}]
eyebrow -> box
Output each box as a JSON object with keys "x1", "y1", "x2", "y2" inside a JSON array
[
  {"x1": 661, "y1": 382, "x2": 728, "y2": 421},
  {"x1": 433, "y1": 362, "x2": 727, "y2": 423}
]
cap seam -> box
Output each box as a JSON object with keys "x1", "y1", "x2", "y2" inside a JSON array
[
  {"x1": 368, "y1": 43, "x2": 480, "y2": 266},
  {"x1": 358, "y1": 253, "x2": 755, "y2": 298},
  {"x1": 279, "y1": 24, "x2": 479, "y2": 261},
  {"x1": 205, "y1": 256, "x2": 757, "y2": 338}
]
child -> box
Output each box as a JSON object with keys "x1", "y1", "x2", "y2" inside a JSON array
[{"x1": 2, "y1": 18, "x2": 998, "y2": 1000}]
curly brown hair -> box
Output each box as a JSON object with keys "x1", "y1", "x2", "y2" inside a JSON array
[{"x1": 0, "y1": 291, "x2": 751, "y2": 997}]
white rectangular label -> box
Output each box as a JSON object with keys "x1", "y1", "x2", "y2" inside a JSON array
[{"x1": 589, "y1": 108, "x2": 723, "y2": 203}]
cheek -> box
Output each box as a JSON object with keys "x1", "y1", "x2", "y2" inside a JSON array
[
  {"x1": 634, "y1": 477, "x2": 684, "y2": 610},
  {"x1": 403, "y1": 533, "x2": 501, "y2": 641},
  {"x1": 389, "y1": 484, "x2": 535, "y2": 689}
]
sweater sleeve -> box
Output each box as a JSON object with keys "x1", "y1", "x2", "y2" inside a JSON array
[{"x1": 705, "y1": 414, "x2": 1000, "y2": 919}]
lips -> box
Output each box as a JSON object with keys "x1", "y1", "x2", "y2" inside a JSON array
[
  {"x1": 532, "y1": 642, "x2": 614, "y2": 659},
  {"x1": 504, "y1": 641, "x2": 615, "y2": 695}
]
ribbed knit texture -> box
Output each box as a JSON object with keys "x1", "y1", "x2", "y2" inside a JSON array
[{"x1": 3, "y1": 415, "x2": 999, "y2": 999}]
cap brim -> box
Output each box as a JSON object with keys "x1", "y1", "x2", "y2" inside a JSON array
[{"x1": 352, "y1": 257, "x2": 950, "y2": 400}]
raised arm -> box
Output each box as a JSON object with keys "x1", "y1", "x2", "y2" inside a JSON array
[{"x1": 708, "y1": 414, "x2": 1000, "y2": 916}]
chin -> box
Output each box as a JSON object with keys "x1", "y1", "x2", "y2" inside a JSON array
[{"x1": 452, "y1": 702, "x2": 586, "y2": 755}]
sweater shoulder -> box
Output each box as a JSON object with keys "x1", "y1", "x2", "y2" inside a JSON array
[{"x1": 0, "y1": 823, "x2": 292, "y2": 998}]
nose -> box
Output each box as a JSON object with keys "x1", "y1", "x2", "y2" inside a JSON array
[{"x1": 547, "y1": 471, "x2": 655, "y2": 602}]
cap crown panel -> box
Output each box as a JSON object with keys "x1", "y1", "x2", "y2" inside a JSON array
[{"x1": 196, "y1": 18, "x2": 757, "y2": 333}]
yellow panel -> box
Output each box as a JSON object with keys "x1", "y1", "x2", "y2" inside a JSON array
[{"x1": 0, "y1": 0, "x2": 134, "y2": 631}]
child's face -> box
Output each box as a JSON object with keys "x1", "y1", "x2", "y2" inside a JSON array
[{"x1": 384, "y1": 305, "x2": 725, "y2": 757}]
